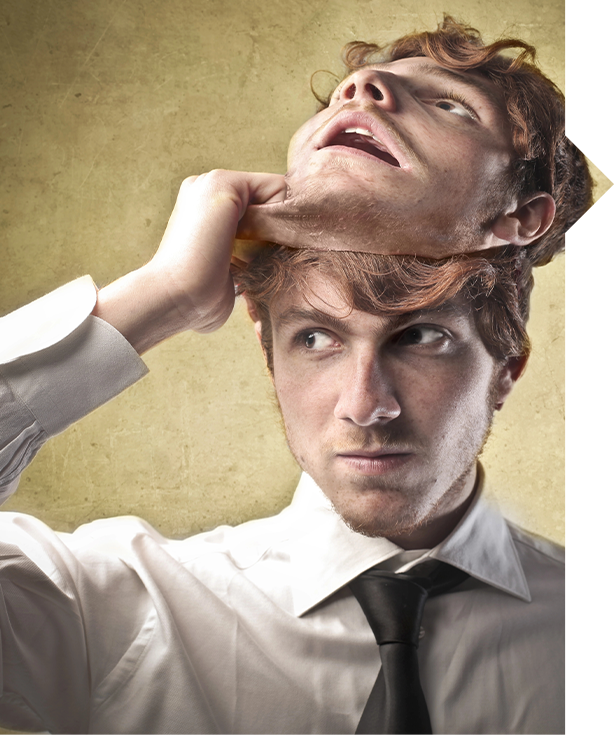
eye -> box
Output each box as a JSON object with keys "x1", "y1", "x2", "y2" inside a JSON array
[
  {"x1": 433, "y1": 95, "x2": 477, "y2": 120},
  {"x1": 395, "y1": 326, "x2": 446, "y2": 347},
  {"x1": 301, "y1": 330, "x2": 338, "y2": 350}
]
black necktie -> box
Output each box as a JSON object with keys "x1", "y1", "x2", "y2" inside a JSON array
[{"x1": 350, "y1": 560, "x2": 469, "y2": 734}]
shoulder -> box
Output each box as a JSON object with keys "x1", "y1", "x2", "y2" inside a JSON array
[
  {"x1": 173, "y1": 504, "x2": 298, "y2": 569},
  {"x1": 1, "y1": 501, "x2": 297, "y2": 568},
  {"x1": 505, "y1": 521, "x2": 564, "y2": 607},
  {"x1": 506, "y1": 520, "x2": 564, "y2": 566}
]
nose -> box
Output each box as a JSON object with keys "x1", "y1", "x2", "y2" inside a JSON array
[
  {"x1": 337, "y1": 69, "x2": 397, "y2": 112},
  {"x1": 334, "y1": 354, "x2": 401, "y2": 426}
]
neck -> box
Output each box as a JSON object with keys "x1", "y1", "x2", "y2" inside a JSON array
[{"x1": 386, "y1": 466, "x2": 479, "y2": 550}]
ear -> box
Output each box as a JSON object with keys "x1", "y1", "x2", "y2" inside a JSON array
[
  {"x1": 243, "y1": 296, "x2": 259, "y2": 323},
  {"x1": 241, "y1": 295, "x2": 264, "y2": 344},
  {"x1": 493, "y1": 356, "x2": 528, "y2": 411},
  {"x1": 491, "y1": 193, "x2": 556, "y2": 246},
  {"x1": 253, "y1": 319, "x2": 263, "y2": 345}
]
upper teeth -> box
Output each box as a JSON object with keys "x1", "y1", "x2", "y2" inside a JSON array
[{"x1": 343, "y1": 127, "x2": 385, "y2": 145}]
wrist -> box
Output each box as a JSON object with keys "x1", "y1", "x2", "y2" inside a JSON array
[{"x1": 93, "y1": 265, "x2": 189, "y2": 354}]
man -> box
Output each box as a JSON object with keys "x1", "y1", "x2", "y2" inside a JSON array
[
  {"x1": 0, "y1": 17, "x2": 589, "y2": 734},
  {"x1": 0, "y1": 242, "x2": 561, "y2": 735}
]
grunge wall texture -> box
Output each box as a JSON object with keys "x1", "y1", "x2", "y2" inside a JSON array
[{"x1": 1, "y1": 0, "x2": 599, "y2": 544}]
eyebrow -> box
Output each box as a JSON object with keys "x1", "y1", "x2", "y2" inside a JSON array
[
  {"x1": 274, "y1": 307, "x2": 352, "y2": 334},
  {"x1": 384, "y1": 301, "x2": 468, "y2": 332},
  {"x1": 274, "y1": 301, "x2": 467, "y2": 336}
]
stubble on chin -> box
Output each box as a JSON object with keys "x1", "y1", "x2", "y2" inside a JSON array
[
  {"x1": 298, "y1": 399, "x2": 497, "y2": 543},
  {"x1": 326, "y1": 461, "x2": 476, "y2": 541},
  {"x1": 277, "y1": 168, "x2": 493, "y2": 257},
  {"x1": 284, "y1": 418, "x2": 480, "y2": 543},
  {"x1": 271, "y1": 174, "x2": 430, "y2": 254}
]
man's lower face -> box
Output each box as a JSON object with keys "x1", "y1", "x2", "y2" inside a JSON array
[
  {"x1": 282, "y1": 403, "x2": 493, "y2": 540},
  {"x1": 269, "y1": 284, "x2": 505, "y2": 542}
]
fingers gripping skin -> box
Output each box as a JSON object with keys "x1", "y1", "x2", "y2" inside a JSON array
[
  {"x1": 93, "y1": 170, "x2": 286, "y2": 354},
  {"x1": 151, "y1": 171, "x2": 286, "y2": 333}
]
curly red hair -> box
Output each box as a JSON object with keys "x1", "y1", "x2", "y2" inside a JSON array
[{"x1": 238, "y1": 246, "x2": 532, "y2": 374}]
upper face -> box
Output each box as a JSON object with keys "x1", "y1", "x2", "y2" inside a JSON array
[
  {"x1": 283, "y1": 57, "x2": 516, "y2": 257},
  {"x1": 267, "y1": 274, "x2": 516, "y2": 547}
]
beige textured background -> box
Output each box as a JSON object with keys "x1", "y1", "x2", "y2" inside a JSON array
[{"x1": 0, "y1": 0, "x2": 603, "y2": 545}]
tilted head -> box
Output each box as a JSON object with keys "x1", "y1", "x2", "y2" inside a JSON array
[
  {"x1": 259, "y1": 16, "x2": 592, "y2": 262},
  {"x1": 237, "y1": 245, "x2": 530, "y2": 547}
]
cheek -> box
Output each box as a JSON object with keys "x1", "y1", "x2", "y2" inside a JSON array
[
  {"x1": 429, "y1": 134, "x2": 509, "y2": 185},
  {"x1": 286, "y1": 112, "x2": 328, "y2": 171},
  {"x1": 405, "y1": 358, "x2": 495, "y2": 428},
  {"x1": 273, "y1": 366, "x2": 333, "y2": 437}
]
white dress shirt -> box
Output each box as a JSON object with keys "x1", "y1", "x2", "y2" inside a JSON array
[{"x1": 0, "y1": 281, "x2": 564, "y2": 734}]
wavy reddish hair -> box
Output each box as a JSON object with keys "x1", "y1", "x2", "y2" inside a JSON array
[{"x1": 238, "y1": 246, "x2": 531, "y2": 374}]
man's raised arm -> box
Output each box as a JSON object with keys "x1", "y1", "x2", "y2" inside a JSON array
[
  {"x1": 0, "y1": 170, "x2": 286, "y2": 499},
  {"x1": 93, "y1": 170, "x2": 286, "y2": 354}
]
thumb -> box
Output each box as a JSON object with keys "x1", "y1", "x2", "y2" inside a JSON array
[{"x1": 237, "y1": 198, "x2": 303, "y2": 245}]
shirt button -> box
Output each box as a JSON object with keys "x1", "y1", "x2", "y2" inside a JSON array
[{"x1": 419, "y1": 626, "x2": 425, "y2": 639}]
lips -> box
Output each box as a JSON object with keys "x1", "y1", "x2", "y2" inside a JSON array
[
  {"x1": 316, "y1": 109, "x2": 409, "y2": 169},
  {"x1": 338, "y1": 448, "x2": 409, "y2": 458},
  {"x1": 336, "y1": 450, "x2": 413, "y2": 476},
  {"x1": 326, "y1": 130, "x2": 401, "y2": 167},
  {"x1": 334, "y1": 446, "x2": 414, "y2": 476}
]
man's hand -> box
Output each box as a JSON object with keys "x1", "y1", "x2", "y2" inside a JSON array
[{"x1": 93, "y1": 170, "x2": 286, "y2": 354}]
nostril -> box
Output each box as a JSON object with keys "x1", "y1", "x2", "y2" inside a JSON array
[
  {"x1": 367, "y1": 83, "x2": 384, "y2": 101},
  {"x1": 345, "y1": 83, "x2": 356, "y2": 99}
]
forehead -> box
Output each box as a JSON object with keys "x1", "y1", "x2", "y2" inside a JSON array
[{"x1": 268, "y1": 270, "x2": 475, "y2": 335}]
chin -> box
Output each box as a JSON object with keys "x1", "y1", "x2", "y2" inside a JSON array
[
  {"x1": 328, "y1": 483, "x2": 436, "y2": 540},
  {"x1": 277, "y1": 181, "x2": 482, "y2": 258}
]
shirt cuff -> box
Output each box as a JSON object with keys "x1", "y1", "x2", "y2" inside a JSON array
[
  {"x1": 0, "y1": 315, "x2": 149, "y2": 438},
  {"x1": 0, "y1": 276, "x2": 98, "y2": 365}
]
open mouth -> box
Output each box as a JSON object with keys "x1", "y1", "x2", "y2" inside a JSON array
[{"x1": 325, "y1": 127, "x2": 401, "y2": 168}]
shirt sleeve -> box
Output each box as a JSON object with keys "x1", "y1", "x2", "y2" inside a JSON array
[
  {"x1": 0, "y1": 514, "x2": 158, "y2": 733},
  {"x1": 0, "y1": 279, "x2": 149, "y2": 502}
]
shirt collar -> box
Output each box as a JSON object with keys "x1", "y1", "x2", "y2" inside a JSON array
[{"x1": 287, "y1": 464, "x2": 531, "y2": 617}]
